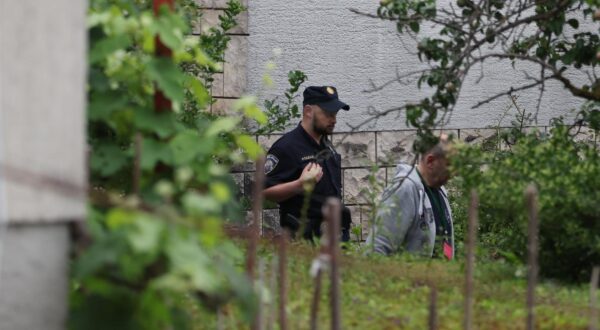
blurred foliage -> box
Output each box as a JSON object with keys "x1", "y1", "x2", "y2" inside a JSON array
[
  {"x1": 450, "y1": 104, "x2": 600, "y2": 282},
  {"x1": 74, "y1": 0, "x2": 267, "y2": 328}
]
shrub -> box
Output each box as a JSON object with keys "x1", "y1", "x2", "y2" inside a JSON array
[{"x1": 452, "y1": 120, "x2": 600, "y2": 282}]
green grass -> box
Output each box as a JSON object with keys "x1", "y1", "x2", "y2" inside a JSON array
[{"x1": 194, "y1": 241, "x2": 593, "y2": 329}]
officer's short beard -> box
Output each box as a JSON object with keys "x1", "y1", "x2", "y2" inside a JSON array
[{"x1": 312, "y1": 117, "x2": 333, "y2": 136}]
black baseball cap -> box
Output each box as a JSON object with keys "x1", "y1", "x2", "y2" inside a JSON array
[{"x1": 303, "y1": 86, "x2": 350, "y2": 113}]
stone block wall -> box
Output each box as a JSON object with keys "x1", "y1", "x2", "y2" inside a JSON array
[
  {"x1": 194, "y1": 0, "x2": 249, "y2": 113},
  {"x1": 232, "y1": 126, "x2": 598, "y2": 240}
]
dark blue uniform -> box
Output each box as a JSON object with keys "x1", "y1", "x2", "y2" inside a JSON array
[{"x1": 265, "y1": 123, "x2": 347, "y2": 239}]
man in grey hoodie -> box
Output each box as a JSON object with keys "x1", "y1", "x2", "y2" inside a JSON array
[{"x1": 366, "y1": 136, "x2": 454, "y2": 259}]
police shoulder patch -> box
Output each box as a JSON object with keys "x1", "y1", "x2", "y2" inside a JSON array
[{"x1": 264, "y1": 154, "x2": 279, "y2": 174}]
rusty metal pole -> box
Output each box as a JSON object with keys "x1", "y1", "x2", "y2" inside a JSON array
[
  {"x1": 247, "y1": 156, "x2": 265, "y2": 279},
  {"x1": 429, "y1": 285, "x2": 438, "y2": 330},
  {"x1": 464, "y1": 190, "x2": 479, "y2": 330},
  {"x1": 326, "y1": 198, "x2": 341, "y2": 330},
  {"x1": 309, "y1": 268, "x2": 323, "y2": 330},
  {"x1": 525, "y1": 184, "x2": 539, "y2": 330},
  {"x1": 278, "y1": 230, "x2": 289, "y2": 330},
  {"x1": 310, "y1": 205, "x2": 333, "y2": 330},
  {"x1": 246, "y1": 156, "x2": 265, "y2": 330},
  {"x1": 255, "y1": 258, "x2": 265, "y2": 330},
  {"x1": 152, "y1": 0, "x2": 174, "y2": 113},
  {"x1": 267, "y1": 256, "x2": 277, "y2": 330}
]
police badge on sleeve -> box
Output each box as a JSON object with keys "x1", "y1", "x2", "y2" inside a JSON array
[{"x1": 264, "y1": 154, "x2": 279, "y2": 174}]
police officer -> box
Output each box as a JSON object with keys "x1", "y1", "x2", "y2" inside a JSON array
[{"x1": 263, "y1": 86, "x2": 352, "y2": 241}]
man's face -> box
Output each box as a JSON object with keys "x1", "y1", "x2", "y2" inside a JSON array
[
  {"x1": 429, "y1": 155, "x2": 451, "y2": 188},
  {"x1": 310, "y1": 105, "x2": 337, "y2": 135}
]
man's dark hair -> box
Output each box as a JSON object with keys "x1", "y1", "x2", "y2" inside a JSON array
[{"x1": 419, "y1": 134, "x2": 451, "y2": 161}]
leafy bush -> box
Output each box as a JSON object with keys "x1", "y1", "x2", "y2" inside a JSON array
[
  {"x1": 74, "y1": 0, "x2": 266, "y2": 328},
  {"x1": 451, "y1": 118, "x2": 600, "y2": 282}
]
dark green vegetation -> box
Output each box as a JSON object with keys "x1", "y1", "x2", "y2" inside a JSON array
[
  {"x1": 194, "y1": 243, "x2": 592, "y2": 329},
  {"x1": 452, "y1": 121, "x2": 600, "y2": 283}
]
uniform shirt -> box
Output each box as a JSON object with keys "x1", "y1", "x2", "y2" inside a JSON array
[{"x1": 264, "y1": 123, "x2": 342, "y2": 222}]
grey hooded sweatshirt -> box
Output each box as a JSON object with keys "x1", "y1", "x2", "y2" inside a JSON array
[{"x1": 366, "y1": 163, "x2": 454, "y2": 258}]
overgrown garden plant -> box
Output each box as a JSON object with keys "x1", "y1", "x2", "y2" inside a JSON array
[
  {"x1": 74, "y1": 0, "x2": 267, "y2": 328},
  {"x1": 451, "y1": 118, "x2": 600, "y2": 282}
]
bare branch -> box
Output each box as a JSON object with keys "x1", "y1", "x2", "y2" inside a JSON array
[
  {"x1": 475, "y1": 53, "x2": 600, "y2": 102},
  {"x1": 534, "y1": 66, "x2": 546, "y2": 124},
  {"x1": 363, "y1": 69, "x2": 429, "y2": 93},
  {"x1": 470, "y1": 78, "x2": 552, "y2": 109}
]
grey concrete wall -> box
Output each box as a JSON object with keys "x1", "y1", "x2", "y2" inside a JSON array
[
  {"x1": 1, "y1": 0, "x2": 87, "y2": 222},
  {"x1": 247, "y1": 0, "x2": 587, "y2": 132},
  {"x1": 0, "y1": 0, "x2": 87, "y2": 329},
  {"x1": 0, "y1": 224, "x2": 70, "y2": 330}
]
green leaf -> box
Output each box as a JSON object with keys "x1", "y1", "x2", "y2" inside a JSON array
[
  {"x1": 137, "y1": 290, "x2": 171, "y2": 329},
  {"x1": 567, "y1": 19, "x2": 579, "y2": 29},
  {"x1": 89, "y1": 34, "x2": 131, "y2": 64},
  {"x1": 106, "y1": 208, "x2": 137, "y2": 229},
  {"x1": 146, "y1": 58, "x2": 186, "y2": 103},
  {"x1": 135, "y1": 110, "x2": 180, "y2": 138},
  {"x1": 169, "y1": 130, "x2": 215, "y2": 165},
  {"x1": 233, "y1": 96, "x2": 268, "y2": 124},
  {"x1": 210, "y1": 182, "x2": 231, "y2": 202},
  {"x1": 90, "y1": 144, "x2": 130, "y2": 176},
  {"x1": 187, "y1": 77, "x2": 211, "y2": 109},
  {"x1": 73, "y1": 233, "x2": 126, "y2": 279},
  {"x1": 182, "y1": 192, "x2": 221, "y2": 215},
  {"x1": 89, "y1": 91, "x2": 128, "y2": 120},
  {"x1": 236, "y1": 134, "x2": 263, "y2": 159},
  {"x1": 409, "y1": 21, "x2": 420, "y2": 33},
  {"x1": 158, "y1": 234, "x2": 218, "y2": 292},
  {"x1": 141, "y1": 137, "x2": 173, "y2": 169},
  {"x1": 129, "y1": 214, "x2": 165, "y2": 254},
  {"x1": 243, "y1": 104, "x2": 267, "y2": 125},
  {"x1": 153, "y1": 7, "x2": 188, "y2": 51},
  {"x1": 206, "y1": 117, "x2": 241, "y2": 136}
]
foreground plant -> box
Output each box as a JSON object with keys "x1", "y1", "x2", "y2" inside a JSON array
[
  {"x1": 72, "y1": 1, "x2": 266, "y2": 328},
  {"x1": 451, "y1": 118, "x2": 600, "y2": 282}
]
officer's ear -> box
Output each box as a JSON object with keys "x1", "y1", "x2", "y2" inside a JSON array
[{"x1": 303, "y1": 104, "x2": 313, "y2": 118}]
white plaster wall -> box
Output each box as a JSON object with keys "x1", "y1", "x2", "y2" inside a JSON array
[
  {"x1": 0, "y1": 0, "x2": 87, "y2": 222},
  {"x1": 247, "y1": 0, "x2": 588, "y2": 132}
]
